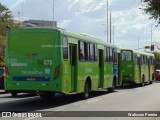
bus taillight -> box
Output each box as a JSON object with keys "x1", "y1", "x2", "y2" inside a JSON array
[
  {"x1": 131, "y1": 70, "x2": 134, "y2": 75},
  {"x1": 54, "y1": 65, "x2": 60, "y2": 79},
  {"x1": 0, "y1": 73, "x2": 5, "y2": 77},
  {"x1": 5, "y1": 66, "x2": 9, "y2": 76}
]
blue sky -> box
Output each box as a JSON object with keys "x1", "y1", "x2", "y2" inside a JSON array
[
  {"x1": 0, "y1": 0, "x2": 16, "y2": 7},
  {"x1": 1, "y1": 0, "x2": 160, "y2": 51}
]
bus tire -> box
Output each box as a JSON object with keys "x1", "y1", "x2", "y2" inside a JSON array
[
  {"x1": 141, "y1": 75, "x2": 145, "y2": 87},
  {"x1": 108, "y1": 79, "x2": 116, "y2": 92},
  {"x1": 152, "y1": 73, "x2": 154, "y2": 81},
  {"x1": 149, "y1": 80, "x2": 153, "y2": 84},
  {"x1": 121, "y1": 82, "x2": 124, "y2": 87},
  {"x1": 81, "y1": 80, "x2": 91, "y2": 99},
  {"x1": 11, "y1": 91, "x2": 18, "y2": 97},
  {"x1": 39, "y1": 92, "x2": 55, "y2": 99}
]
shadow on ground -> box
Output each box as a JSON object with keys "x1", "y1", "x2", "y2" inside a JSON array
[{"x1": 0, "y1": 90, "x2": 115, "y2": 112}]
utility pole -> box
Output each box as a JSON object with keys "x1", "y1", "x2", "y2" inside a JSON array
[
  {"x1": 21, "y1": 0, "x2": 24, "y2": 22},
  {"x1": 107, "y1": 0, "x2": 109, "y2": 43},
  {"x1": 53, "y1": 0, "x2": 55, "y2": 28},
  {"x1": 18, "y1": 11, "x2": 21, "y2": 22},
  {"x1": 110, "y1": 10, "x2": 112, "y2": 44},
  {"x1": 138, "y1": 36, "x2": 139, "y2": 50},
  {"x1": 151, "y1": 24, "x2": 153, "y2": 45}
]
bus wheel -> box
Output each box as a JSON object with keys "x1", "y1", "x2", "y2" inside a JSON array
[
  {"x1": 121, "y1": 82, "x2": 124, "y2": 87},
  {"x1": 82, "y1": 81, "x2": 90, "y2": 99},
  {"x1": 141, "y1": 75, "x2": 145, "y2": 87},
  {"x1": 39, "y1": 92, "x2": 55, "y2": 99},
  {"x1": 108, "y1": 79, "x2": 116, "y2": 92},
  {"x1": 152, "y1": 74, "x2": 154, "y2": 81},
  {"x1": 149, "y1": 81, "x2": 153, "y2": 84},
  {"x1": 11, "y1": 91, "x2": 18, "y2": 97},
  {"x1": 149, "y1": 74, "x2": 154, "y2": 84}
]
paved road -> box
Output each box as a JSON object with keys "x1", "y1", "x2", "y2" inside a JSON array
[{"x1": 0, "y1": 81, "x2": 160, "y2": 120}]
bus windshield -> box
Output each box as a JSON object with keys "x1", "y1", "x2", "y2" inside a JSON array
[{"x1": 121, "y1": 50, "x2": 132, "y2": 61}]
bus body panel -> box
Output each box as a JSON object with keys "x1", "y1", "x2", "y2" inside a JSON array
[
  {"x1": 141, "y1": 65, "x2": 149, "y2": 82},
  {"x1": 134, "y1": 65, "x2": 141, "y2": 83},
  {"x1": 77, "y1": 62, "x2": 99, "y2": 92},
  {"x1": 121, "y1": 61, "x2": 134, "y2": 83},
  {"x1": 121, "y1": 49, "x2": 154, "y2": 85},
  {"x1": 62, "y1": 60, "x2": 72, "y2": 93},
  {"x1": 5, "y1": 28, "x2": 121, "y2": 96},
  {"x1": 105, "y1": 63, "x2": 113, "y2": 88},
  {"x1": 5, "y1": 29, "x2": 62, "y2": 92}
]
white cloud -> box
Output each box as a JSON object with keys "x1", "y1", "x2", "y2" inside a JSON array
[
  {"x1": 8, "y1": 0, "x2": 159, "y2": 50},
  {"x1": 154, "y1": 31, "x2": 160, "y2": 37},
  {"x1": 68, "y1": 0, "x2": 79, "y2": 10},
  {"x1": 78, "y1": 0, "x2": 92, "y2": 6},
  {"x1": 59, "y1": 19, "x2": 72, "y2": 28},
  {"x1": 133, "y1": 23, "x2": 146, "y2": 30}
]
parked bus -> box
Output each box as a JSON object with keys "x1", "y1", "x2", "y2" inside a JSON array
[
  {"x1": 121, "y1": 49, "x2": 155, "y2": 86},
  {"x1": 5, "y1": 28, "x2": 122, "y2": 98}
]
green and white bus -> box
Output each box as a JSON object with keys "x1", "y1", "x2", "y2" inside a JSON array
[
  {"x1": 121, "y1": 49, "x2": 155, "y2": 86},
  {"x1": 5, "y1": 28, "x2": 122, "y2": 98}
]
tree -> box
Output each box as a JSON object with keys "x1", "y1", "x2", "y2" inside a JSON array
[
  {"x1": 153, "y1": 51, "x2": 160, "y2": 69},
  {"x1": 0, "y1": 3, "x2": 20, "y2": 66},
  {"x1": 0, "y1": 35, "x2": 5, "y2": 66},
  {"x1": 0, "y1": 3, "x2": 20, "y2": 36},
  {"x1": 0, "y1": 3, "x2": 12, "y2": 36},
  {"x1": 153, "y1": 42, "x2": 160, "y2": 50},
  {"x1": 141, "y1": 0, "x2": 160, "y2": 25}
]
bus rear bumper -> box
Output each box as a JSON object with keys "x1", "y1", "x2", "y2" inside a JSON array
[{"x1": 4, "y1": 80, "x2": 60, "y2": 92}]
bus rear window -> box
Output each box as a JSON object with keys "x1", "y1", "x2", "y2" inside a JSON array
[
  {"x1": 62, "y1": 36, "x2": 68, "y2": 59},
  {"x1": 121, "y1": 51, "x2": 132, "y2": 61}
]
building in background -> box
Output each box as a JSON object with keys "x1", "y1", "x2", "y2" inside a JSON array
[{"x1": 23, "y1": 20, "x2": 57, "y2": 28}]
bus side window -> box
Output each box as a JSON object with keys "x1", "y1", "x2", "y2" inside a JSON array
[
  {"x1": 145, "y1": 56, "x2": 147, "y2": 65},
  {"x1": 85, "y1": 42, "x2": 88, "y2": 61},
  {"x1": 79, "y1": 41, "x2": 87, "y2": 61},
  {"x1": 146, "y1": 56, "x2": 148, "y2": 65},
  {"x1": 87, "y1": 43, "x2": 89, "y2": 61},
  {"x1": 144, "y1": 56, "x2": 146, "y2": 65},
  {"x1": 95, "y1": 45, "x2": 98, "y2": 61},
  {"x1": 112, "y1": 49, "x2": 115, "y2": 63},
  {"x1": 150, "y1": 57, "x2": 154, "y2": 66},
  {"x1": 115, "y1": 50, "x2": 118, "y2": 63},
  {"x1": 108, "y1": 48, "x2": 110, "y2": 62},
  {"x1": 110, "y1": 48, "x2": 113, "y2": 63},
  {"x1": 62, "y1": 36, "x2": 68, "y2": 60},
  {"x1": 137, "y1": 57, "x2": 140, "y2": 65},
  {"x1": 106, "y1": 47, "x2": 110, "y2": 62},
  {"x1": 105, "y1": 47, "x2": 107, "y2": 62},
  {"x1": 143, "y1": 55, "x2": 145, "y2": 65},
  {"x1": 142, "y1": 55, "x2": 144, "y2": 65},
  {"x1": 134, "y1": 54, "x2": 137, "y2": 65},
  {"x1": 112, "y1": 49, "x2": 117, "y2": 63},
  {"x1": 89, "y1": 43, "x2": 95, "y2": 61},
  {"x1": 140, "y1": 55, "x2": 143, "y2": 65},
  {"x1": 152, "y1": 57, "x2": 154, "y2": 65}
]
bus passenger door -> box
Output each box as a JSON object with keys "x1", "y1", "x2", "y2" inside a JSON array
[
  {"x1": 118, "y1": 53, "x2": 122, "y2": 86},
  {"x1": 98, "y1": 50, "x2": 104, "y2": 88},
  {"x1": 138, "y1": 57, "x2": 141, "y2": 81},
  {"x1": 148, "y1": 58, "x2": 150, "y2": 81},
  {"x1": 69, "y1": 44, "x2": 77, "y2": 92}
]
